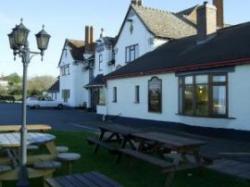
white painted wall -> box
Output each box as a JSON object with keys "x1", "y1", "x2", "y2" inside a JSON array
[
  {"x1": 114, "y1": 9, "x2": 167, "y2": 69},
  {"x1": 101, "y1": 64, "x2": 250, "y2": 131},
  {"x1": 58, "y1": 46, "x2": 89, "y2": 107},
  {"x1": 94, "y1": 42, "x2": 114, "y2": 76}
]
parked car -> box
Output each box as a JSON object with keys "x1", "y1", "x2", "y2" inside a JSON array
[{"x1": 27, "y1": 96, "x2": 64, "y2": 109}]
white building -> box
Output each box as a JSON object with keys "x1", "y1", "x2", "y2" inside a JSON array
[
  {"x1": 100, "y1": 1, "x2": 250, "y2": 131},
  {"x1": 57, "y1": 26, "x2": 95, "y2": 107},
  {"x1": 91, "y1": 0, "x2": 196, "y2": 113},
  {"x1": 85, "y1": 33, "x2": 116, "y2": 111}
]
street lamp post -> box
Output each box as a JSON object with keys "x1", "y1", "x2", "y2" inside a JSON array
[{"x1": 8, "y1": 19, "x2": 50, "y2": 187}]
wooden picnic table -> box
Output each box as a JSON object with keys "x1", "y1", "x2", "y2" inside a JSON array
[
  {"x1": 0, "y1": 124, "x2": 52, "y2": 133},
  {"x1": 0, "y1": 132, "x2": 58, "y2": 185},
  {"x1": 89, "y1": 124, "x2": 145, "y2": 153},
  {"x1": 87, "y1": 124, "x2": 208, "y2": 187},
  {"x1": 0, "y1": 132, "x2": 57, "y2": 165},
  {"x1": 132, "y1": 131, "x2": 206, "y2": 151}
]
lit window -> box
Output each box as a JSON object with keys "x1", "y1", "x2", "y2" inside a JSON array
[{"x1": 179, "y1": 74, "x2": 227, "y2": 117}]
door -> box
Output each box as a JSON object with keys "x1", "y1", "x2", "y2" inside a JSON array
[{"x1": 91, "y1": 88, "x2": 99, "y2": 112}]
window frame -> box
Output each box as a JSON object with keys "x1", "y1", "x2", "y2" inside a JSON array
[
  {"x1": 99, "y1": 54, "x2": 103, "y2": 71},
  {"x1": 178, "y1": 73, "x2": 228, "y2": 118},
  {"x1": 112, "y1": 87, "x2": 117, "y2": 103},
  {"x1": 135, "y1": 85, "x2": 140, "y2": 104},
  {"x1": 148, "y1": 77, "x2": 162, "y2": 113},
  {"x1": 125, "y1": 44, "x2": 139, "y2": 63}
]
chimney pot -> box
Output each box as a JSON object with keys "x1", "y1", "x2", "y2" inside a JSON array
[{"x1": 131, "y1": 0, "x2": 142, "y2": 6}]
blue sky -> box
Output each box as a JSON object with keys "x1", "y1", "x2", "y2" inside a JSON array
[{"x1": 0, "y1": 0, "x2": 249, "y2": 77}]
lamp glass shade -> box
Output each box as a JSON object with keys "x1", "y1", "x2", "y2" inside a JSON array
[
  {"x1": 13, "y1": 23, "x2": 29, "y2": 47},
  {"x1": 35, "y1": 27, "x2": 51, "y2": 51},
  {"x1": 8, "y1": 31, "x2": 18, "y2": 50}
]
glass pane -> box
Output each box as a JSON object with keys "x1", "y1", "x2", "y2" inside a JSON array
[
  {"x1": 179, "y1": 87, "x2": 183, "y2": 113},
  {"x1": 195, "y1": 85, "x2": 209, "y2": 116},
  {"x1": 185, "y1": 76, "x2": 193, "y2": 85},
  {"x1": 148, "y1": 77, "x2": 162, "y2": 112},
  {"x1": 213, "y1": 75, "x2": 226, "y2": 83},
  {"x1": 99, "y1": 88, "x2": 105, "y2": 105},
  {"x1": 196, "y1": 75, "x2": 208, "y2": 84},
  {"x1": 213, "y1": 86, "x2": 226, "y2": 115},
  {"x1": 184, "y1": 86, "x2": 193, "y2": 115}
]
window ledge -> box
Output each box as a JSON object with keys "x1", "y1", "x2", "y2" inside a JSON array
[
  {"x1": 176, "y1": 113, "x2": 236, "y2": 120},
  {"x1": 97, "y1": 104, "x2": 106, "y2": 106}
]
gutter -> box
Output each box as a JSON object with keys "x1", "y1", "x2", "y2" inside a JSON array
[{"x1": 105, "y1": 57, "x2": 250, "y2": 80}]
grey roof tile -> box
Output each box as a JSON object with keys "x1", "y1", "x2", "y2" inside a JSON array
[{"x1": 132, "y1": 5, "x2": 197, "y2": 39}]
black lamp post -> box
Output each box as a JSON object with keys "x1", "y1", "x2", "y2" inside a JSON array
[{"x1": 8, "y1": 19, "x2": 50, "y2": 187}]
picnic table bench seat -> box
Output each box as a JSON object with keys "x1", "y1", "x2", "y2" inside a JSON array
[
  {"x1": 207, "y1": 159, "x2": 250, "y2": 180},
  {"x1": 87, "y1": 137, "x2": 118, "y2": 153},
  {"x1": 46, "y1": 171, "x2": 123, "y2": 187},
  {"x1": 119, "y1": 149, "x2": 175, "y2": 169}
]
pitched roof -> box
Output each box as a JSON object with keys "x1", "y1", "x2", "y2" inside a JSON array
[
  {"x1": 176, "y1": 5, "x2": 199, "y2": 17},
  {"x1": 85, "y1": 74, "x2": 105, "y2": 88},
  {"x1": 115, "y1": 4, "x2": 197, "y2": 45},
  {"x1": 67, "y1": 39, "x2": 85, "y2": 61},
  {"x1": 48, "y1": 80, "x2": 59, "y2": 92},
  {"x1": 131, "y1": 5, "x2": 197, "y2": 39},
  {"x1": 106, "y1": 22, "x2": 250, "y2": 79}
]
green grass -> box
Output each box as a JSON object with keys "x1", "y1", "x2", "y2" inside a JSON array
[{"x1": 4, "y1": 131, "x2": 250, "y2": 187}]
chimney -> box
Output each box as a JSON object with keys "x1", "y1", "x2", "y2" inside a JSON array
[
  {"x1": 197, "y1": 1, "x2": 217, "y2": 42},
  {"x1": 213, "y1": 0, "x2": 224, "y2": 28},
  {"x1": 90, "y1": 26, "x2": 94, "y2": 45},
  {"x1": 85, "y1": 26, "x2": 94, "y2": 51},
  {"x1": 131, "y1": 0, "x2": 142, "y2": 6},
  {"x1": 85, "y1": 26, "x2": 90, "y2": 46}
]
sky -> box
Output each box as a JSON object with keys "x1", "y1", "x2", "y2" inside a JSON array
[{"x1": 0, "y1": 0, "x2": 249, "y2": 78}]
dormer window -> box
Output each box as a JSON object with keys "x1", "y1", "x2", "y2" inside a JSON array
[{"x1": 125, "y1": 44, "x2": 139, "y2": 63}]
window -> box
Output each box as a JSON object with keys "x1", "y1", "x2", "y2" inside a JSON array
[
  {"x1": 148, "y1": 77, "x2": 162, "y2": 113},
  {"x1": 62, "y1": 89, "x2": 70, "y2": 103},
  {"x1": 99, "y1": 54, "x2": 103, "y2": 71},
  {"x1": 179, "y1": 74, "x2": 227, "y2": 117},
  {"x1": 113, "y1": 87, "x2": 117, "y2": 103},
  {"x1": 135, "y1": 85, "x2": 140, "y2": 103},
  {"x1": 99, "y1": 88, "x2": 106, "y2": 105},
  {"x1": 60, "y1": 65, "x2": 70, "y2": 76},
  {"x1": 125, "y1": 44, "x2": 139, "y2": 63}
]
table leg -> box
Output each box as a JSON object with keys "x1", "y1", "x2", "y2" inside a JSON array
[
  {"x1": 116, "y1": 136, "x2": 129, "y2": 163},
  {"x1": 94, "y1": 130, "x2": 105, "y2": 153},
  {"x1": 45, "y1": 141, "x2": 57, "y2": 156},
  {"x1": 164, "y1": 172, "x2": 175, "y2": 187}
]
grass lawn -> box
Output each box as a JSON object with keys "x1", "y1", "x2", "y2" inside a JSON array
[{"x1": 3, "y1": 131, "x2": 250, "y2": 187}]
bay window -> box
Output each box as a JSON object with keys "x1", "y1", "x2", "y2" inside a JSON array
[{"x1": 179, "y1": 74, "x2": 227, "y2": 117}]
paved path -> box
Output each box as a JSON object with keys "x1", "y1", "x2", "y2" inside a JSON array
[{"x1": 0, "y1": 103, "x2": 99, "y2": 131}]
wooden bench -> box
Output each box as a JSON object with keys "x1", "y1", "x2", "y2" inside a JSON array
[
  {"x1": 46, "y1": 171, "x2": 123, "y2": 187},
  {"x1": 87, "y1": 137, "x2": 117, "y2": 153},
  {"x1": 207, "y1": 159, "x2": 250, "y2": 180},
  {"x1": 119, "y1": 149, "x2": 174, "y2": 169}
]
